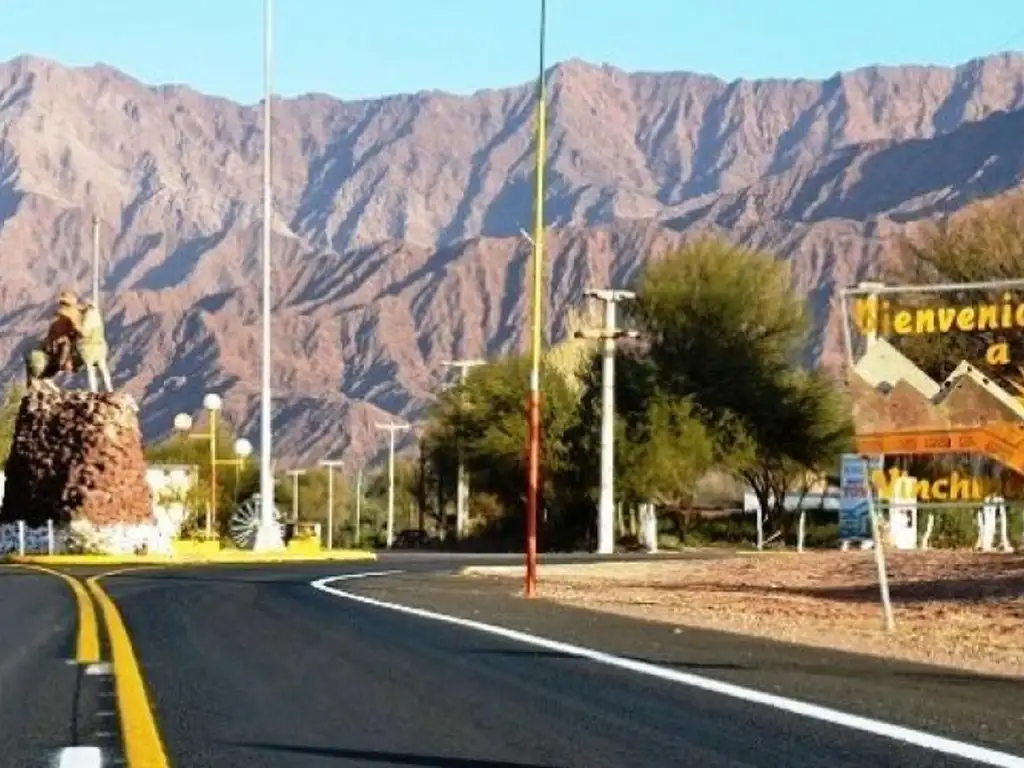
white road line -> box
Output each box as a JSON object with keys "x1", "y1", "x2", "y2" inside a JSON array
[
  {"x1": 311, "y1": 571, "x2": 1024, "y2": 768},
  {"x1": 84, "y1": 663, "x2": 112, "y2": 676},
  {"x1": 55, "y1": 746, "x2": 102, "y2": 767}
]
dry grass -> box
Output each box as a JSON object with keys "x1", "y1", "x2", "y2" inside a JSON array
[{"x1": 465, "y1": 551, "x2": 1024, "y2": 677}]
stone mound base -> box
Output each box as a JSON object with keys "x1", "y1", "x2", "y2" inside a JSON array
[{"x1": 0, "y1": 387, "x2": 153, "y2": 527}]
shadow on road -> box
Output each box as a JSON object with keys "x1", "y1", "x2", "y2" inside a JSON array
[
  {"x1": 462, "y1": 647, "x2": 746, "y2": 672},
  {"x1": 458, "y1": 645, "x2": 1024, "y2": 688},
  {"x1": 227, "y1": 742, "x2": 560, "y2": 767}
]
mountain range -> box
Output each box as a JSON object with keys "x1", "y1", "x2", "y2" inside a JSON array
[{"x1": 0, "y1": 51, "x2": 1022, "y2": 466}]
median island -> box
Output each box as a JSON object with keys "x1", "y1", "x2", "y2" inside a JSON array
[{"x1": 464, "y1": 551, "x2": 1024, "y2": 678}]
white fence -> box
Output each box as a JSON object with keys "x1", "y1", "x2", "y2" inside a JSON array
[{"x1": 0, "y1": 464, "x2": 197, "y2": 555}]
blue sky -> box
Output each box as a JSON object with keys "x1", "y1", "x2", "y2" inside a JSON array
[{"x1": 0, "y1": 1, "x2": 1020, "y2": 104}]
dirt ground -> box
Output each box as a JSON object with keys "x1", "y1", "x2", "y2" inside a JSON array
[{"x1": 465, "y1": 551, "x2": 1024, "y2": 677}]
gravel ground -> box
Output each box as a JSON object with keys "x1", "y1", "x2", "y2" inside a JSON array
[{"x1": 464, "y1": 551, "x2": 1024, "y2": 677}]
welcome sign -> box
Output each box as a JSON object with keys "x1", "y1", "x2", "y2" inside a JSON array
[
  {"x1": 852, "y1": 292, "x2": 1022, "y2": 367},
  {"x1": 841, "y1": 281, "x2": 1024, "y2": 505}
]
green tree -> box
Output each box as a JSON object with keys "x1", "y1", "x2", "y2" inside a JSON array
[
  {"x1": 885, "y1": 193, "x2": 1024, "y2": 381},
  {"x1": 629, "y1": 238, "x2": 853, "y2": 535},
  {"x1": 279, "y1": 467, "x2": 353, "y2": 545},
  {"x1": 423, "y1": 353, "x2": 581, "y2": 544},
  {"x1": 365, "y1": 457, "x2": 421, "y2": 538},
  {"x1": 0, "y1": 385, "x2": 25, "y2": 469},
  {"x1": 724, "y1": 370, "x2": 851, "y2": 539},
  {"x1": 618, "y1": 395, "x2": 715, "y2": 535},
  {"x1": 145, "y1": 421, "x2": 257, "y2": 538}
]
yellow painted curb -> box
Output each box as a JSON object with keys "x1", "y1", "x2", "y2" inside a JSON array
[
  {"x1": 2, "y1": 549, "x2": 377, "y2": 566},
  {"x1": 0, "y1": 563, "x2": 100, "y2": 663},
  {"x1": 86, "y1": 574, "x2": 169, "y2": 768}
]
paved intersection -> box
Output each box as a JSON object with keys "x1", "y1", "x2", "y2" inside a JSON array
[{"x1": 1, "y1": 555, "x2": 1022, "y2": 767}]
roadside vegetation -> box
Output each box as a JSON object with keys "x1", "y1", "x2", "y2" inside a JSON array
[{"x1": 2, "y1": 197, "x2": 1022, "y2": 551}]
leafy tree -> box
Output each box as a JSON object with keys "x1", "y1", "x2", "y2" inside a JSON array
[
  {"x1": 423, "y1": 353, "x2": 580, "y2": 544},
  {"x1": 630, "y1": 238, "x2": 806, "y2": 428},
  {"x1": 0, "y1": 385, "x2": 25, "y2": 469},
  {"x1": 144, "y1": 421, "x2": 257, "y2": 537},
  {"x1": 885, "y1": 193, "x2": 1024, "y2": 381},
  {"x1": 279, "y1": 467, "x2": 353, "y2": 545},
  {"x1": 618, "y1": 395, "x2": 715, "y2": 534},
  {"x1": 721, "y1": 372, "x2": 851, "y2": 539},
  {"x1": 630, "y1": 238, "x2": 853, "y2": 535},
  {"x1": 365, "y1": 457, "x2": 422, "y2": 536}
]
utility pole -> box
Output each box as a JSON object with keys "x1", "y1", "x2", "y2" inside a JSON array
[
  {"x1": 319, "y1": 458, "x2": 343, "y2": 550},
  {"x1": 442, "y1": 359, "x2": 485, "y2": 539},
  {"x1": 575, "y1": 289, "x2": 639, "y2": 555},
  {"x1": 354, "y1": 468, "x2": 363, "y2": 545},
  {"x1": 417, "y1": 437, "x2": 427, "y2": 535},
  {"x1": 287, "y1": 468, "x2": 305, "y2": 523},
  {"x1": 523, "y1": 0, "x2": 548, "y2": 599},
  {"x1": 375, "y1": 422, "x2": 410, "y2": 548},
  {"x1": 91, "y1": 215, "x2": 101, "y2": 311}
]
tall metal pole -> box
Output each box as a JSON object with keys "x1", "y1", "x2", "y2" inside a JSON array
[
  {"x1": 355, "y1": 468, "x2": 363, "y2": 545},
  {"x1": 524, "y1": 0, "x2": 547, "y2": 599},
  {"x1": 442, "y1": 359, "x2": 485, "y2": 539},
  {"x1": 387, "y1": 430, "x2": 396, "y2": 547},
  {"x1": 376, "y1": 422, "x2": 410, "y2": 548},
  {"x1": 327, "y1": 467, "x2": 333, "y2": 548},
  {"x1": 91, "y1": 215, "x2": 100, "y2": 311},
  {"x1": 575, "y1": 289, "x2": 638, "y2": 554},
  {"x1": 599, "y1": 300, "x2": 615, "y2": 552},
  {"x1": 255, "y1": 0, "x2": 281, "y2": 550},
  {"x1": 319, "y1": 458, "x2": 343, "y2": 549}
]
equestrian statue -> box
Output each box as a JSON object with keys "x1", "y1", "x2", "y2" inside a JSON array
[{"x1": 25, "y1": 290, "x2": 113, "y2": 393}]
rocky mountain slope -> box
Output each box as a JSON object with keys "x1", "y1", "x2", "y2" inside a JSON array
[{"x1": 0, "y1": 52, "x2": 1022, "y2": 465}]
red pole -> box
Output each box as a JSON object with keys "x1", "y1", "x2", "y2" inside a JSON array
[
  {"x1": 525, "y1": 389, "x2": 541, "y2": 597},
  {"x1": 524, "y1": 0, "x2": 547, "y2": 600}
]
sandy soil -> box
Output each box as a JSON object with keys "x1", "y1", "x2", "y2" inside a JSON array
[{"x1": 464, "y1": 551, "x2": 1024, "y2": 677}]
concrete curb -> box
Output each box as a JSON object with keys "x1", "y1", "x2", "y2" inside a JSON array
[{"x1": 1, "y1": 549, "x2": 378, "y2": 566}]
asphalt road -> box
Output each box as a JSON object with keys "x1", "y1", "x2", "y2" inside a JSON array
[
  {"x1": 0, "y1": 566, "x2": 115, "y2": 768},
  {"x1": 4, "y1": 554, "x2": 1024, "y2": 767}
]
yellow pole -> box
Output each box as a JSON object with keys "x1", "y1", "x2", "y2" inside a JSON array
[
  {"x1": 209, "y1": 409, "x2": 218, "y2": 539},
  {"x1": 524, "y1": 0, "x2": 547, "y2": 599}
]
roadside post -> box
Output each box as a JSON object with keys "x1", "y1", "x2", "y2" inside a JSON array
[{"x1": 862, "y1": 456, "x2": 895, "y2": 631}]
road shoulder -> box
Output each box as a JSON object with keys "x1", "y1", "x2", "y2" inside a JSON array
[{"x1": 339, "y1": 568, "x2": 1024, "y2": 756}]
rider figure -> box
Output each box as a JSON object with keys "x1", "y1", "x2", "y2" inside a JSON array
[
  {"x1": 77, "y1": 297, "x2": 106, "y2": 364},
  {"x1": 44, "y1": 290, "x2": 83, "y2": 373}
]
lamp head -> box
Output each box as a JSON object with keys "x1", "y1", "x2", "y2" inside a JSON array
[
  {"x1": 173, "y1": 413, "x2": 193, "y2": 432},
  {"x1": 203, "y1": 393, "x2": 222, "y2": 412},
  {"x1": 584, "y1": 288, "x2": 636, "y2": 302},
  {"x1": 234, "y1": 438, "x2": 253, "y2": 458}
]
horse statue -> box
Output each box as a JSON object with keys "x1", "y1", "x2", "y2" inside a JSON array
[{"x1": 25, "y1": 293, "x2": 113, "y2": 393}]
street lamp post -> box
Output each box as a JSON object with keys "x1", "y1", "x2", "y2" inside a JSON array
[
  {"x1": 254, "y1": 0, "x2": 282, "y2": 551},
  {"x1": 319, "y1": 458, "x2": 343, "y2": 550},
  {"x1": 354, "y1": 467, "x2": 363, "y2": 546},
  {"x1": 442, "y1": 359, "x2": 485, "y2": 539},
  {"x1": 287, "y1": 468, "x2": 306, "y2": 523},
  {"x1": 575, "y1": 289, "x2": 640, "y2": 554},
  {"x1": 524, "y1": 0, "x2": 548, "y2": 598},
  {"x1": 375, "y1": 422, "x2": 410, "y2": 548},
  {"x1": 173, "y1": 394, "x2": 254, "y2": 539}
]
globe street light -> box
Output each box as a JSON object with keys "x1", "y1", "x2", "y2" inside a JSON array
[{"x1": 174, "y1": 393, "x2": 249, "y2": 540}]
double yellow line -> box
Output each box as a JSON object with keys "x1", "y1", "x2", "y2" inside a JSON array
[{"x1": 6, "y1": 564, "x2": 169, "y2": 767}]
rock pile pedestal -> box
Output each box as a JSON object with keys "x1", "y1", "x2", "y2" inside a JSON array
[{"x1": 0, "y1": 387, "x2": 153, "y2": 527}]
